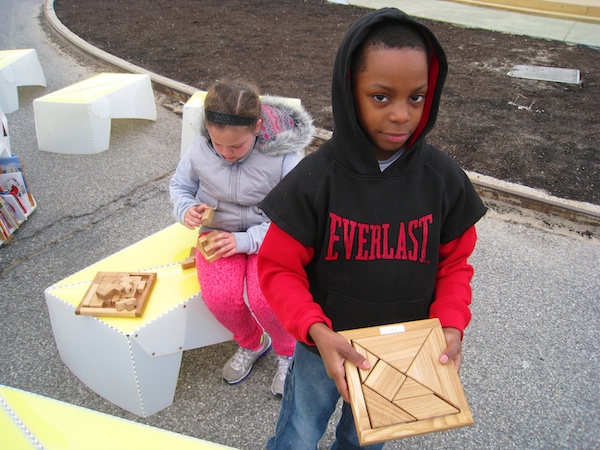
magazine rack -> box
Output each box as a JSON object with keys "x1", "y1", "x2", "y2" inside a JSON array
[
  {"x1": 0, "y1": 105, "x2": 36, "y2": 246},
  {"x1": 44, "y1": 223, "x2": 232, "y2": 417},
  {"x1": 0, "y1": 49, "x2": 46, "y2": 114},
  {"x1": 33, "y1": 73, "x2": 156, "y2": 154}
]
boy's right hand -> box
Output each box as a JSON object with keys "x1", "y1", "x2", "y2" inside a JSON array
[
  {"x1": 183, "y1": 204, "x2": 209, "y2": 229},
  {"x1": 309, "y1": 323, "x2": 370, "y2": 403}
]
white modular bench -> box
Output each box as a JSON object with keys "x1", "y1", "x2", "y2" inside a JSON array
[
  {"x1": 180, "y1": 91, "x2": 207, "y2": 157},
  {"x1": 0, "y1": 49, "x2": 46, "y2": 114},
  {"x1": 44, "y1": 224, "x2": 232, "y2": 418},
  {"x1": 33, "y1": 72, "x2": 157, "y2": 154}
]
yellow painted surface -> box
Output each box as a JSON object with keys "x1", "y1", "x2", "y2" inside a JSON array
[
  {"x1": 50, "y1": 223, "x2": 198, "y2": 285},
  {"x1": 0, "y1": 386, "x2": 234, "y2": 449},
  {"x1": 188, "y1": 90, "x2": 208, "y2": 104},
  {"x1": 0, "y1": 49, "x2": 33, "y2": 70},
  {"x1": 46, "y1": 223, "x2": 201, "y2": 334},
  {"x1": 447, "y1": 0, "x2": 600, "y2": 22},
  {"x1": 34, "y1": 73, "x2": 149, "y2": 103}
]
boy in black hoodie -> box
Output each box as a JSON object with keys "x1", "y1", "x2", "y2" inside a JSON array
[{"x1": 258, "y1": 8, "x2": 487, "y2": 449}]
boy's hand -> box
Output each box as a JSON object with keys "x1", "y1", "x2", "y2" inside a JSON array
[
  {"x1": 183, "y1": 204, "x2": 210, "y2": 230},
  {"x1": 440, "y1": 327, "x2": 463, "y2": 372},
  {"x1": 309, "y1": 323, "x2": 370, "y2": 403}
]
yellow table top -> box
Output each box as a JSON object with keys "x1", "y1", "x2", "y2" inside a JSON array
[
  {"x1": 34, "y1": 72, "x2": 149, "y2": 103},
  {"x1": 0, "y1": 49, "x2": 34, "y2": 70},
  {"x1": 0, "y1": 385, "x2": 234, "y2": 449},
  {"x1": 46, "y1": 223, "x2": 201, "y2": 334}
]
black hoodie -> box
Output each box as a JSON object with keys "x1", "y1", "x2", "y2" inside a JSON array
[{"x1": 260, "y1": 8, "x2": 486, "y2": 337}]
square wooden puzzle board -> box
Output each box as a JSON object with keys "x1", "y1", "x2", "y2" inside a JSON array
[
  {"x1": 340, "y1": 318, "x2": 473, "y2": 445},
  {"x1": 75, "y1": 271, "x2": 156, "y2": 318}
]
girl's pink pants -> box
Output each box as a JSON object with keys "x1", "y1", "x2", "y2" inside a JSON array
[{"x1": 196, "y1": 250, "x2": 295, "y2": 357}]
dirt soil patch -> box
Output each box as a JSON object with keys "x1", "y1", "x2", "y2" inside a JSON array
[{"x1": 53, "y1": 0, "x2": 599, "y2": 205}]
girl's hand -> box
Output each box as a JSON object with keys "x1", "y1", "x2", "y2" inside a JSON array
[
  {"x1": 440, "y1": 327, "x2": 463, "y2": 372},
  {"x1": 206, "y1": 231, "x2": 237, "y2": 258},
  {"x1": 183, "y1": 204, "x2": 210, "y2": 230}
]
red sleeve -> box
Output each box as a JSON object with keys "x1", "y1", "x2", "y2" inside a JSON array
[
  {"x1": 258, "y1": 223, "x2": 332, "y2": 345},
  {"x1": 429, "y1": 225, "x2": 478, "y2": 338}
]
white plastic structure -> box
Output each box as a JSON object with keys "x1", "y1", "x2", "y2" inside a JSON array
[
  {"x1": 44, "y1": 223, "x2": 233, "y2": 418},
  {"x1": 181, "y1": 91, "x2": 207, "y2": 157},
  {"x1": 1, "y1": 104, "x2": 10, "y2": 157},
  {"x1": 33, "y1": 73, "x2": 157, "y2": 154},
  {"x1": 0, "y1": 49, "x2": 46, "y2": 114}
]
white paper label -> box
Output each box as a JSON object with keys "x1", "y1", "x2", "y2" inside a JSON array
[{"x1": 379, "y1": 324, "x2": 406, "y2": 335}]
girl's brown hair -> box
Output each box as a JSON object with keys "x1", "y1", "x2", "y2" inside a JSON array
[{"x1": 204, "y1": 81, "x2": 261, "y2": 130}]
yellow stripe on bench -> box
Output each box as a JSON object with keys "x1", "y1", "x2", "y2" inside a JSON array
[
  {"x1": 0, "y1": 385, "x2": 235, "y2": 449},
  {"x1": 0, "y1": 49, "x2": 46, "y2": 113}
]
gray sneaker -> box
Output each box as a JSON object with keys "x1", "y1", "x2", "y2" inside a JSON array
[
  {"x1": 222, "y1": 334, "x2": 272, "y2": 384},
  {"x1": 271, "y1": 355, "x2": 292, "y2": 396}
]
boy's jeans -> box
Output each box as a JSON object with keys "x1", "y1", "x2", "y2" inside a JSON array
[{"x1": 267, "y1": 342, "x2": 384, "y2": 450}]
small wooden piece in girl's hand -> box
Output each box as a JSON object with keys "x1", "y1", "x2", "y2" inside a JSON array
[{"x1": 200, "y1": 207, "x2": 215, "y2": 226}]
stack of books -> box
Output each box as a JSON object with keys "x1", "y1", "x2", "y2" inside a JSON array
[{"x1": 0, "y1": 106, "x2": 36, "y2": 245}]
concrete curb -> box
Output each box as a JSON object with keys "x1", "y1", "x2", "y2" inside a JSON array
[{"x1": 43, "y1": 0, "x2": 600, "y2": 234}]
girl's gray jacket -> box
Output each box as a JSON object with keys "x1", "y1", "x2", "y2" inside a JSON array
[{"x1": 169, "y1": 95, "x2": 315, "y2": 254}]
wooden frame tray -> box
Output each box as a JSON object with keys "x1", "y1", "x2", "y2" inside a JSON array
[
  {"x1": 340, "y1": 318, "x2": 473, "y2": 445},
  {"x1": 75, "y1": 271, "x2": 156, "y2": 318}
]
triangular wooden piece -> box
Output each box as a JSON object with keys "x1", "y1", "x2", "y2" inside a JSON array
[
  {"x1": 352, "y1": 343, "x2": 380, "y2": 383},
  {"x1": 405, "y1": 327, "x2": 460, "y2": 408},
  {"x1": 363, "y1": 360, "x2": 406, "y2": 401},
  {"x1": 363, "y1": 386, "x2": 416, "y2": 428},
  {"x1": 393, "y1": 376, "x2": 431, "y2": 401},
  {"x1": 394, "y1": 392, "x2": 459, "y2": 421},
  {"x1": 353, "y1": 328, "x2": 430, "y2": 373}
]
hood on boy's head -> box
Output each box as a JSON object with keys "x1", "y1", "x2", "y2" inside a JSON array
[{"x1": 330, "y1": 8, "x2": 448, "y2": 172}]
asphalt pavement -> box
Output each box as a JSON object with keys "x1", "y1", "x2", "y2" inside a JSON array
[{"x1": 1, "y1": 0, "x2": 599, "y2": 449}]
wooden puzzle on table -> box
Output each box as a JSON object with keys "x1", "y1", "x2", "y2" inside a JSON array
[
  {"x1": 75, "y1": 271, "x2": 156, "y2": 317},
  {"x1": 340, "y1": 318, "x2": 473, "y2": 446},
  {"x1": 197, "y1": 231, "x2": 223, "y2": 263},
  {"x1": 180, "y1": 246, "x2": 196, "y2": 270}
]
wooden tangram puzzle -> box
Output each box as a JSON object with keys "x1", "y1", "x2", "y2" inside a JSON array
[
  {"x1": 340, "y1": 318, "x2": 473, "y2": 445},
  {"x1": 75, "y1": 271, "x2": 156, "y2": 318}
]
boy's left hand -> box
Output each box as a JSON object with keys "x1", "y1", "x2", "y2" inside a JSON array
[
  {"x1": 440, "y1": 327, "x2": 463, "y2": 372},
  {"x1": 309, "y1": 323, "x2": 370, "y2": 403}
]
